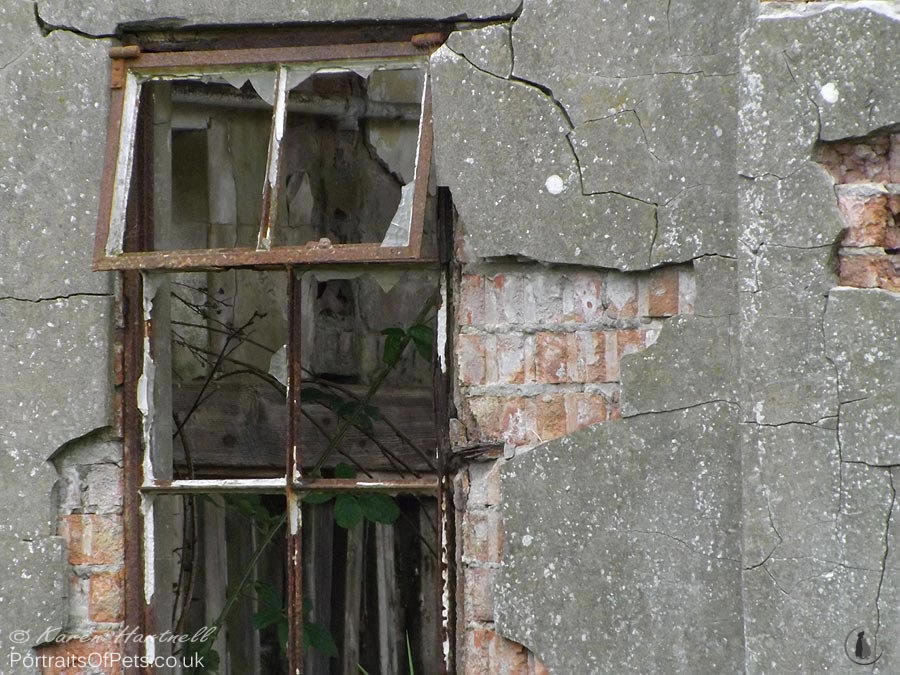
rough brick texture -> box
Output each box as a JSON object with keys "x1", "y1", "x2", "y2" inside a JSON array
[
  {"x1": 821, "y1": 133, "x2": 900, "y2": 292},
  {"x1": 456, "y1": 265, "x2": 693, "y2": 447},
  {"x1": 55, "y1": 453, "x2": 125, "y2": 651}
]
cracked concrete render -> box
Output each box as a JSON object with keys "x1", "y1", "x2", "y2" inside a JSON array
[{"x1": 497, "y1": 2, "x2": 900, "y2": 672}]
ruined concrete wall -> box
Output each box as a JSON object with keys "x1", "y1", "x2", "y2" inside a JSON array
[{"x1": 1, "y1": 0, "x2": 898, "y2": 673}]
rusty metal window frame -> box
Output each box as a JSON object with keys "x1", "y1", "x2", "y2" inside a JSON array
[
  {"x1": 110, "y1": 35, "x2": 454, "y2": 674},
  {"x1": 94, "y1": 40, "x2": 437, "y2": 271}
]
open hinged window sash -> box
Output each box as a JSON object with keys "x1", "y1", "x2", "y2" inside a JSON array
[{"x1": 94, "y1": 43, "x2": 434, "y2": 271}]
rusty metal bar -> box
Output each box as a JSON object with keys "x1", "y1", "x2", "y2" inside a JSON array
[
  {"x1": 286, "y1": 272, "x2": 304, "y2": 673},
  {"x1": 141, "y1": 478, "x2": 287, "y2": 494},
  {"x1": 93, "y1": 244, "x2": 439, "y2": 271},
  {"x1": 294, "y1": 478, "x2": 439, "y2": 493},
  {"x1": 127, "y1": 41, "x2": 427, "y2": 73},
  {"x1": 122, "y1": 270, "x2": 146, "y2": 675}
]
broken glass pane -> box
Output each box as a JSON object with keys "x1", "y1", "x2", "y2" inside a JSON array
[
  {"x1": 295, "y1": 268, "x2": 440, "y2": 475},
  {"x1": 144, "y1": 270, "x2": 289, "y2": 479},
  {"x1": 117, "y1": 74, "x2": 277, "y2": 253},
  {"x1": 151, "y1": 493, "x2": 289, "y2": 674},
  {"x1": 273, "y1": 65, "x2": 425, "y2": 248},
  {"x1": 301, "y1": 494, "x2": 441, "y2": 674}
]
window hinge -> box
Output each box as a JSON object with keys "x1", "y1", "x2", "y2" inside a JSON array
[{"x1": 109, "y1": 45, "x2": 141, "y2": 89}]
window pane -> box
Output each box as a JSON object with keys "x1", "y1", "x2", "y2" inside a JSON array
[
  {"x1": 144, "y1": 269, "x2": 289, "y2": 479},
  {"x1": 301, "y1": 494, "x2": 441, "y2": 674},
  {"x1": 274, "y1": 65, "x2": 426, "y2": 248},
  {"x1": 295, "y1": 268, "x2": 440, "y2": 475},
  {"x1": 151, "y1": 493, "x2": 288, "y2": 674},
  {"x1": 129, "y1": 74, "x2": 276, "y2": 253}
]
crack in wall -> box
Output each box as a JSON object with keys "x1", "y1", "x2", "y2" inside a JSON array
[
  {"x1": 620, "y1": 398, "x2": 738, "y2": 420},
  {"x1": 33, "y1": 3, "x2": 116, "y2": 39},
  {"x1": 874, "y1": 468, "x2": 895, "y2": 646},
  {"x1": 0, "y1": 46, "x2": 33, "y2": 72},
  {"x1": 608, "y1": 528, "x2": 741, "y2": 565},
  {"x1": 0, "y1": 292, "x2": 112, "y2": 304}
]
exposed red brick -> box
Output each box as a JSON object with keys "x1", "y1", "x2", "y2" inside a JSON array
[
  {"x1": 467, "y1": 396, "x2": 537, "y2": 445},
  {"x1": 485, "y1": 274, "x2": 524, "y2": 324},
  {"x1": 535, "y1": 394, "x2": 567, "y2": 443},
  {"x1": 494, "y1": 635, "x2": 530, "y2": 675},
  {"x1": 564, "y1": 393, "x2": 608, "y2": 433},
  {"x1": 463, "y1": 566, "x2": 496, "y2": 622},
  {"x1": 570, "y1": 272, "x2": 605, "y2": 322},
  {"x1": 647, "y1": 267, "x2": 680, "y2": 317},
  {"x1": 891, "y1": 134, "x2": 900, "y2": 182},
  {"x1": 464, "y1": 630, "x2": 531, "y2": 675},
  {"x1": 89, "y1": 570, "x2": 124, "y2": 623},
  {"x1": 579, "y1": 331, "x2": 609, "y2": 382},
  {"x1": 464, "y1": 629, "x2": 497, "y2": 675},
  {"x1": 531, "y1": 654, "x2": 550, "y2": 675},
  {"x1": 818, "y1": 136, "x2": 892, "y2": 184},
  {"x1": 459, "y1": 275, "x2": 485, "y2": 326},
  {"x1": 463, "y1": 509, "x2": 502, "y2": 563},
  {"x1": 605, "y1": 273, "x2": 638, "y2": 319},
  {"x1": 457, "y1": 334, "x2": 487, "y2": 385},
  {"x1": 839, "y1": 254, "x2": 900, "y2": 291},
  {"x1": 61, "y1": 514, "x2": 123, "y2": 566},
  {"x1": 535, "y1": 332, "x2": 568, "y2": 383},
  {"x1": 838, "y1": 191, "x2": 893, "y2": 247},
  {"x1": 494, "y1": 334, "x2": 526, "y2": 384},
  {"x1": 617, "y1": 329, "x2": 645, "y2": 361}
]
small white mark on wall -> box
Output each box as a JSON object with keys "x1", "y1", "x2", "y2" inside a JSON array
[
  {"x1": 545, "y1": 174, "x2": 565, "y2": 195},
  {"x1": 522, "y1": 534, "x2": 534, "y2": 547},
  {"x1": 820, "y1": 82, "x2": 839, "y2": 104}
]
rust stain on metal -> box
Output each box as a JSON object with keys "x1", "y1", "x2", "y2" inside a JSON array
[
  {"x1": 109, "y1": 45, "x2": 142, "y2": 60},
  {"x1": 95, "y1": 245, "x2": 439, "y2": 271},
  {"x1": 129, "y1": 41, "x2": 426, "y2": 72},
  {"x1": 411, "y1": 32, "x2": 446, "y2": 49},
  {"x1": 286, "y1": 272, "x2": 304, "y2": 674}
]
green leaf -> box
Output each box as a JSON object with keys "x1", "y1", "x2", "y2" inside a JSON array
[
  {"x1": 253, "y1": 580, "x2": 281, "y2": 609},
  {"x1": 277, "y1": 620, "x2": 290, "y2": 651},
  {"x1": 301, "y1": 491, "x2": 334, "y2": 505},
  {"x1": 334, "y1": 494, "x2": 363, "y2": 529},
  {"x1": 408, "y1": 323, "x2": 433, "y2": 361},
  {"x1": 357, "y1": 493, "x2": 401, "y2": 524},
  {"x1": 225, "y1": 494, "x2": 267, "y2": 522},
  {"x1": 303, "y1": 620, "x2": 338, "y2": 657},
  {"x1": 334, "y1": 463, "x2": 357, "y2": 479},
  {"x1": 251, "y1": 605, "x2": 284, "y2": 631},
  {"x1": 300, "y1": 386, "x2": 343, "y2": 408},
  {"x1": 381, "y1": 327, "x2": 406, "y2": 365}
]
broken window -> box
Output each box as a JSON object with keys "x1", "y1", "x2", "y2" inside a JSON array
[
  {"x1": 94, "y1": 41, "x2": 435, "y2": 270},
  {"x1": 105, "y1": 35, "x2": 451, "y2": 675}
]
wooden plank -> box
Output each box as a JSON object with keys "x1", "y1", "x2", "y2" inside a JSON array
[
  {"x1": 303, "y1": 503, "x2": 334, "y2": 675},
  {"x1": 419, "y1": 500, "x2": 441, "y2": 672},
  {"x1": 376, "y1": 523, "x2": 400, "y2": 675},
  {"x1": 341, "y1": 521, "x2": 364, "y2": 674},
  {"x1": 172, "y1": 382, "x2": 437, "y2": 474}
]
